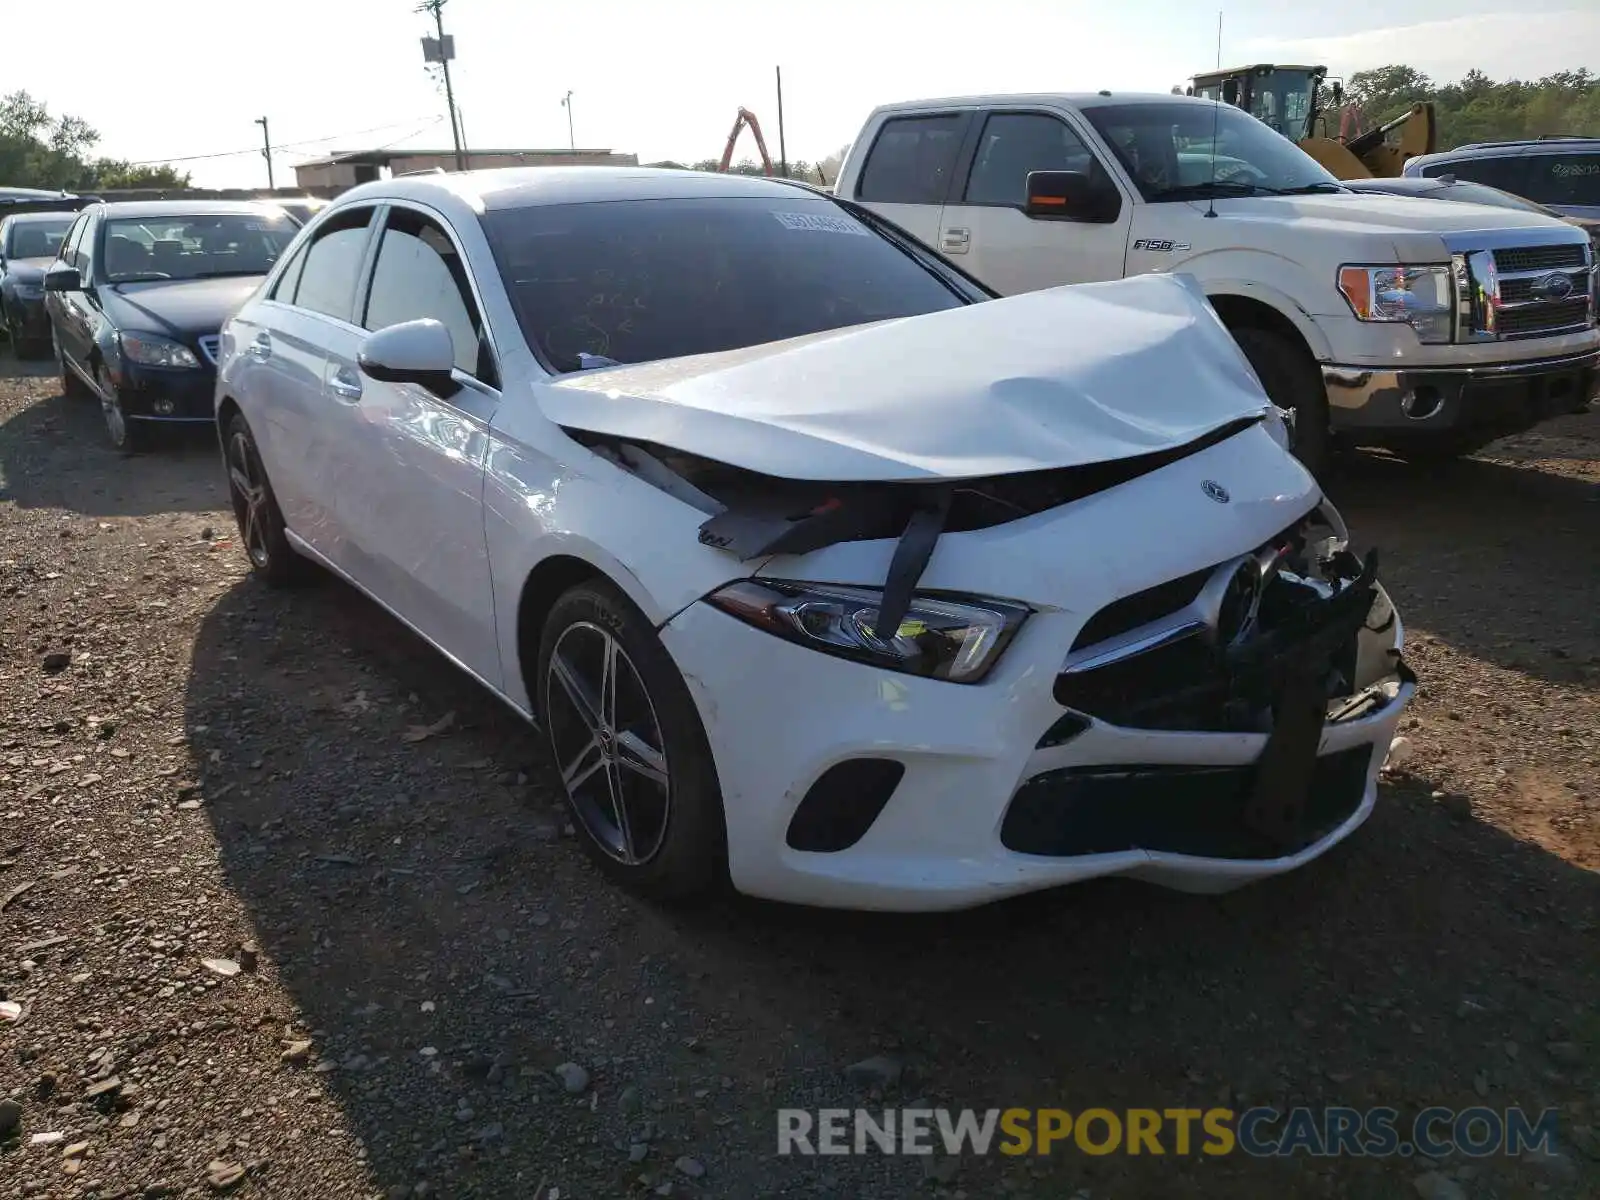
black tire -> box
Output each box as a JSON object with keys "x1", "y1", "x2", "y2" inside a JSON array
[
  {"x1": 54, "y1": 328, "x2": 90, "y2": 400},
  {"x1": 537, "y1": 580, "x2": 727, "y2": 900},
  {"x1": 1230, "y1": 326, "x2": 1331, "y2": 476},
  {"x1": 223, "y1": 412, "x2": 307, "y2": 586},
  {"x1": 96, "y1": 363, "x2": 151, "y2": 454}
]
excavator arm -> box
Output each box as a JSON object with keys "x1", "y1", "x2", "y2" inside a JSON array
[{"x1": 718, "y1": 107, "x2": 775, "y2": 176}]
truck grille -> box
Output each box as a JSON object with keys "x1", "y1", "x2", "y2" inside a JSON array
[
  {"x1": 1457, "y1": 241, "x2": 1596, "y2": 342},
  {"x1": 1493, "y1": 245, "x2": 1587, "y2": 273}
]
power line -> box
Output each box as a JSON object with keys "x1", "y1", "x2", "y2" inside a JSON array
[{"x1": 121, "y1": 116, "x2": 445, "y2": 166}]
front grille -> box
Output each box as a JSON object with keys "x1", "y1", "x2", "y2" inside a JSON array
[
  {"x1": 198, "y1": 335, "x2": 220, "y2": 366},
  {"x1": 1494, "y1": 244, "x2": 1587, "y2": 273},
  {"x1": 1498, "y1": 273, "x2": 1588, "y2": 304},
  {"x1": 1496, "y1": 297, "x2": 1592, "y2": 338},
  {"x1": 999, "y1": 744, "x2": 1374, "y2": 859}
]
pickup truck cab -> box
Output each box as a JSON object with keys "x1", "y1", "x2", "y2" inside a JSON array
[{"x1": 835, "y1": 93, "x2": 1600, "y2": 468}]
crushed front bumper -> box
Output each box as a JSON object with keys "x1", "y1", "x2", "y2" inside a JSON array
[{"x1": 1322, "y1": 349, "x2": 1599, "y2": 446}]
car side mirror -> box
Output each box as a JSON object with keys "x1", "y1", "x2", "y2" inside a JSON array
[
  {"x1": 357, "y1": 318, "x2": 460, "y2": 398},
  {"x1": 43, "y1": 263, "x2": 82, "y2": 292},
  {"x1": 1024, "y1": 170, "x2": 1121, "y2": 224}
]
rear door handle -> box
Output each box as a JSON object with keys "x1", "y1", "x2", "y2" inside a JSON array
[
  {"x1": 327, "y1": 366, "x2": 363, "y2": 402},
  {"x1": 247, "y1": 332, "x2": 272, "y2": 360},
  {"x1": 941, "y1": 227, "x2": 970, "y2": 253}
]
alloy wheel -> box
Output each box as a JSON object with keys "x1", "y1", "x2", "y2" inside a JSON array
[
  {"x1": 226, "y1": 431, "x2": 272, "y2": 569},
  {"x1": 545, "y1": 621, "x2": 671, "y2": 865}
]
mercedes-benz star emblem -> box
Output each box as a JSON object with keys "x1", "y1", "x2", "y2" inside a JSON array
[
  {"x1": 1532, "y1": 272, "x2": 1575, "y2": 301},
  {"x1": 1201, "y1": 479, "x2": 1231, "y2": 504}
]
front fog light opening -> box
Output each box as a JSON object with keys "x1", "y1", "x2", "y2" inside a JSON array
[
  {"x1": 1399, "y1": 385, "x2": 1444, "y2": 421},
  {"x1": 152, "y1": 397, "x2": 176, "y2": 416}
]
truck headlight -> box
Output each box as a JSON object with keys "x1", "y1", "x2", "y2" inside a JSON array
[
  {"x1": 706, "y1": 579, "x2": 1029, "y2": 684},
  {"x1": 120, "y1": 332, "x2": 200, "y2": 369},
  {"x1": 1337, "y1": 264, "x2": 1453, "y2": 344}
]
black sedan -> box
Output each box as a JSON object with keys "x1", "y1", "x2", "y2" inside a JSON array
[
  {"x1": 43, "y1": 200, "x2": 299, "y2": 452},
  {"x1": 0, "y1": 211, "x2": 76, "y2": 358}
]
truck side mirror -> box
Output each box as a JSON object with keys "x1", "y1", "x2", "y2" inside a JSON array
[{"x1": 1024, "y1": 171, "x2": 1121, "y2": 224}]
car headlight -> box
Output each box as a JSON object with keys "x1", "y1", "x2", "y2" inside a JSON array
[
  {"x1": 120, "y1": 332, "x2": 200, "y2": 369},
  {"x1": 13, "y1": 283, "x2": 43, "y2": 299},
  {"x1": 706, "y1": 579, "x2": 1029, "y2": 684},
  {"x1": 1337, "y1": 264, "x2": 1453, "y2": 344}
]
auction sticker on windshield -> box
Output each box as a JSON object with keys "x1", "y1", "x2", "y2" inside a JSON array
[{"x1": 772, "y1": 211, "x2": 870, "y2": 236}]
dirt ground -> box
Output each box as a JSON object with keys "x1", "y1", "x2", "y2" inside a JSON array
[{"x1": 0, "y1": 346, "x2": 1595, "y2": 1200}]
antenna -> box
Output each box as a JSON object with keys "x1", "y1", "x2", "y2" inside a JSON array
[{"x1": 1205, "y1": 9, "x2": 1222, "y2": 218}]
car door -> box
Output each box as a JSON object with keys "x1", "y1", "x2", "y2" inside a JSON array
[
  {"x1": 240, "y1": 204, "x2": 381, "y2": 560},
  {"x1": 335, "y1": 201, "x2": 502, "y2": 686},
  {"x1": 52, "y1": 211, "x2": 96, "y2": 370},
  {"x1": 936, "y1": 109, "x2": 1133, "y2": 294},
  {"x1": 850, "y1": 111, "x2": 973, "y2": 248}
]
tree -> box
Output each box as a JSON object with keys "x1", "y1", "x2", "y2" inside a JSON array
[
  {"x1": 1340, "y1": 65, "x2": 1599, "y2": 148},
  {"x1": 0, "y1": 90, "x2": 190, "y2": 191}
]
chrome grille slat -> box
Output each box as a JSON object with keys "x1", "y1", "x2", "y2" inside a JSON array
[{"x1": 1494, "y1": 245, "x2": 1587, "y2": 273}]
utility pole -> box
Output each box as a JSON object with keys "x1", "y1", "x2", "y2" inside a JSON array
[
  {"x1": 254, "y1": 117, "x2": 274, "y2": 189},
  {"x1": 418, "y1": 0, "x2": 465, "y2": 171},
  {"x1": 561, "y1": 91, "x2": 575, "y2": 150},
  {"x1": 775, "y1": 67, "x2": 788, "y2": 178}
]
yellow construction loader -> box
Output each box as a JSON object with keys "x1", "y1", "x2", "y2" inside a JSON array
[{"x1": 1187, "y1": 63, "x2": 1436, "y2": 179}]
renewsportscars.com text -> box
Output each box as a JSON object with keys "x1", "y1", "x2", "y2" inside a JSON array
[{"x1": 777, "y1": 1106, "x2": 1559, "y2": 1159}]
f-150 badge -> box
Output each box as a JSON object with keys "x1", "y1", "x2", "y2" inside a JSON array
[{"x1": 1132, "y1": 238, "x2": 1191, "y2": 252}]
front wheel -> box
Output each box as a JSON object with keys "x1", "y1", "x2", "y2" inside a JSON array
[
  {"x1": 537, "y1": 580, "x2": 727, "y2": 900},
  {"x1": 96, "y1": 364, "x2": 151, "y2": 454},
  {"x1": 224, "y1": 412, "x2": 307, "y2": 586},
  {"x1": 1230, "y1": 326, "x2": 1331, "y2": 476}
]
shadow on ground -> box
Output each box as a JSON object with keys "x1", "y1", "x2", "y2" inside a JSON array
[
  {"x1": 181, "y1": 446, "x2": 1600, "y2": 1197},
  {"x1": 0, "y1": 368, "x2": 224, "y2": 518}
]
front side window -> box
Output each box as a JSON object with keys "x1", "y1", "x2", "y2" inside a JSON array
[
  {"x1": 288, "y1": 206, "x2": 376, "y2": 321},
  {"x1": 363, "y1": 208, "x2": 493, "y2": 383},
  {"x1": 962, "y1": 112, "x2": 1104, "y2": 207},
  {"x1": 1420, "y1": 154, "x2": 1529, "y2": 194},
  {"x1": 100, "y1": 212, "x2": 298, "y2": 283},
  {"x1": 481, "y1": 196, "x2": 972, "y2": 374},
  {"x1": 856, "y1": 114, "x2": 967, "y2": 205},
  {"x1": 1521, "y1": 152, "x2": 1600, "y2": 208},
  {"x1": 5, "y1": 216, "x2": 73, "y2": 260},
  {"x1": 1082, "y1": 101, "x2": 1340, "y2": 201}
]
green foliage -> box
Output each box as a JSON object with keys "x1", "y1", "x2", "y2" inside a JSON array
[
  {"x1": 0, "y1": 90, "x2": 191, "y2": 191},
  {"x1": 1344, "y1": 65, "x2": 1600, "y2": 148}
]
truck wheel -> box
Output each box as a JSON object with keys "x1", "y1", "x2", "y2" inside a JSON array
[{"x1": 1230, "y1": 327, "x2": 1330, "y2": 476}]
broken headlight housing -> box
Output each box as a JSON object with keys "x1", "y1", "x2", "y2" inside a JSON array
[
  {"x1": 706, "y1": 580, "x2": 1029, "y2": 684},
  {"x1": 1337, "y1": 264, "x2": 1453, "y2": 344}
]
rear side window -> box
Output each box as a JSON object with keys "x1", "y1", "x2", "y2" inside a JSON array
[
  {"x1": 856, "y1": 114, "x2": 966, "y2": 205},
  {"x1": 1423, "y1": 153, "x2": 1528, "y2": 193},
  {"x1": 288, "y1": 206, "x2": 375, "y2": 321},
  {"x1": 963, "y1": 113, "x2": 1101, "y2": 207},
  {"x1": 362, "y1": 207, "x2": 495, "y2": 384},
  {"x1": 1521, "y1": 153, "x2": 1600, "y2": 208}
]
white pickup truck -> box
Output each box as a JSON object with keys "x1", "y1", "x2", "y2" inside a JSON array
[{"x1": 835, "y1": 92, "x2": 1600, "y2": 469}]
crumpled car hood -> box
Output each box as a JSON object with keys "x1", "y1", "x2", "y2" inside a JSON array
[{"x1": 537, "y1": 273, "x2": 1271, "y2": 482}]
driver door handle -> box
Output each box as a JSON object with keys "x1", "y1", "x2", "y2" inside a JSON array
[{"x1": 327, "y1": 365, "x2": 363, "y2": 403}]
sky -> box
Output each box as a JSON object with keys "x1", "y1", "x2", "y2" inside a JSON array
[{"x1": 5, "y1": 0, "x2": 1598, "y2": 189}]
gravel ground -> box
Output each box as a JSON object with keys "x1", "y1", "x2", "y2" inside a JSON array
[{"x1": 0, "y1": 346, "x2": 1595, "y2": 1200}]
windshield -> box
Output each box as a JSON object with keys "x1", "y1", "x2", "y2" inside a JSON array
[
  {"x1": 5, "y1": 217, "x2": 73, "y2": 259},
  {"x1": 101, "y1": 212, "x2": 298, "y2": 283},
  {"x1": 1082, "y1": 101, "x2": 1340, "y2": 202},
  {"x1": 1522, "y1": 153, "x2": 1600, "y2": 209},
  {"x1": 481, "y1": 196, "x2": 973, "y2": 373}
]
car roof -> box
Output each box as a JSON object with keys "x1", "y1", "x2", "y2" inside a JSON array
[
  {"x1": 1408, "y1": 138, "x2": 1600, "y2": 171},
  {"x1": 333, "y1": 166, "x2": 835, "y2": 214},
  {"x1": 868, "y1": 91, "x2": 1218, "y2": 114},
  {"x1": 89, "y1": 199, "x2": 296, "y2": 219},
  {"x1": 1, "y1": 209, "x2": 80, "y2": 225}
]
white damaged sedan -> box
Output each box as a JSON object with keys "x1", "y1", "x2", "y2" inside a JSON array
[{"x1": 214, "y1": 167, "x2": 1414, "y2": 911}]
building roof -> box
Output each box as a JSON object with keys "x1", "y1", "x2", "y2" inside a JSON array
[{"x1": 296, "y1": 147, "x2": 626, "y2": 168}]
